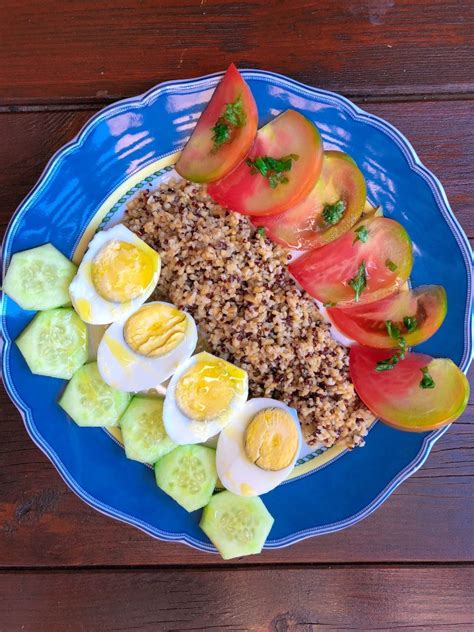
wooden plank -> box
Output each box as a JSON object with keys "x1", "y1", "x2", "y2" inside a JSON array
[
  {"x1": 0, "y1": 386, "x2": 472, "y2": 566},
  {"x1": 0, "y1": 566, "x2": 472, "y2": 630},
  {"x1": 1, "y1": 100, "x2": 473, "y2": 239},
  {"x1": 0, "y1": 0, "x2": 473, "y2": 104}
]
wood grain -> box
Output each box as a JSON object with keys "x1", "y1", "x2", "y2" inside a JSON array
[
  {"x1": 0, "y1": 566, "x2": 473, "y2": 630},
  {"x1": 0, "y1": 0, "x2": 473, "y2": 105},
  {"x1": 0, "y1": 386, "x2": 472, "y2": 566},
  {"x1": 1, "y1": 100, "x2": 473, "y2": 239}
]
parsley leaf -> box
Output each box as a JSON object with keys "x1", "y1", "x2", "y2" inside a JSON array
[
  {"x1": 353, "y1": 225, "x2": 369, "y2": 244},
  {"x1": 211, "y1": 121, "x2": 231, "y2": 148},
  {"x1": 375, "y1": 354, "x2": 400, "y2": 372},
  {"x1": 246, "y1": 154, "x2": 299, "y2": 189},
  {"x1": 385, "y1": 319, "x2": 401, "y2": 341},
  {"x1": 403, "y1": 315, "x2": 418, "y2": 333},
  {"x1": 348, "y1": 260, "x2": 367, "y2": 302},
  {"x1": 257, "y1": 227, "x2": 266, "y2": 237},
  {"x1": 323, "y1": 200, "x2": 346, "y2": 226},
  {"x1": 385, "y1": 258, "x2": 398, "y2": 272},
  {"x1": 420, "y1": 366, "x2": 435, "y2": 389},
  {"x1": 212, "y1": 95, "x2": 247, "y2": 151}
]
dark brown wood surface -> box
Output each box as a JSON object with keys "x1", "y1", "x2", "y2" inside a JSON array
[
  {"x1": 1, "y1": 1, "x2": 473, "y2": 628},
  {"x1": 1, "y1": 566, "x2": 473, "y2": 630}
]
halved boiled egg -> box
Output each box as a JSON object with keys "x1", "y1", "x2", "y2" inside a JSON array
[
  {"x1": 97, "y1": 301, "x2": 198, "y2": 392},
  {"x1": 163, "y1": 351, "x2": 248, "y2": 444},
  {"x1": 216, "y1": 398, "x2": 302, "y2": 497},
  {"x1": 69, "y1": 224, "x2": 161, "y2": 325}
]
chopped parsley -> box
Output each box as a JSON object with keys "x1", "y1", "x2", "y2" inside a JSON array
[
  {"x1": 353, "y1": 225, "x2": 369, "y2": 244},
  {"x1": 375, "y1": 320, "x2": 407, "y2": 372},
  {"x1": 212, "y1": 95, "x2": 246, "y2": 151},
  {"x1": 385, "y1": 258, "x2": 398, "y2": 272},
  {"x1": 246, "y1": 154, "x2": 299, "y2": 189},
  {"x1": 347, "y1": 260, "x2": 367, "y2": 302},
  {"x1": 323, "y1": 200, "x2": 346, "y2": 226},
  {"x1": 257, "y1": 227, "x2": 266, "y2": 237},
  {"x1": 375, "y1": 354, "x2": 400, "y2": 372},
  {"x1": 403, "y1": 315, "x2": 418, "y2": 333},
  {"x1": 420, "y1": 366, "x2": 435, "y2": 389}
]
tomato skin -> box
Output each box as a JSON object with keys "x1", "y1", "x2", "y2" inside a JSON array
[
  {"x1": 327, "y1": 285, "x2": 447, "y2": 348},
  {"x1": 349, "y1": 346, "x2": 469, "y2": 431},
  {"x1": 207, "y1": 110, "x2": 324, "y2": 216},
  {"x1": 175, "y1": 64, "x2": 258, "y2": 183},
  {"x1": 289, "y1": 217, "x2": 413, "y2": 307},
  {"x1": 255, "y1": 151, "x2": 366, "y2": 250}
]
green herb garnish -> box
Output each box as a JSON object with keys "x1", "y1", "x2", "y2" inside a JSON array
[
  {"x1": 257, "y1": 227, "x2": 266, "y2": 237},
  {"x1": 348, "y1": 260, "x2": 367, "y2": 302},
  {"x1": 212, "y1": 95, "x2": 247, "y2": 150},
  {"x1": 385, "y1": 258, "x2": 398, "y2": 272},
  {"x1": 323, "y1": 200, "x2": 346, "y2": 226},
  {"x1": 403, "y1": 315, "x2": 418, "y2": 333},
  {"x1": 420, "y1": 366, "x2": 435, "y2": 389},
  {"x1": 376, "y1": 320, "x2": 408, "y2": 371},
  {"x1": 323, "y1": 301, "x2": 337, "y2": 308},
  {"x1": 353, "y1": 225, "x2": 369, "y2": 244},
  {"x1": 375, "y1": 354, "x2": 400, "y2": 372},
  {"x1": 246, "y1": 154, "x2": 299, "y2": 189}
]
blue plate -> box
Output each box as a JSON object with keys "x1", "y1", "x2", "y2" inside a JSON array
[{"x1": 1, "y1": 70, "x2": 472, "y2": 553}]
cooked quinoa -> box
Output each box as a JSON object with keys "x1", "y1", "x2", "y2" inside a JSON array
[{"x1": 123, "y1": 178, "x2": 375, "y2": 449}]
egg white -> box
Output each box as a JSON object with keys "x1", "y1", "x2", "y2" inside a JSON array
[
  {"x1": 69, "y1": 224, "x2": 161, "y2": 325},
  {"x1": 97, "y1": 302, "x2": 198, "y2": 392},
  {"x1": 216, "y1": 398, "x2": 302, "y2": 497},
  {"x1": 163, "y1": 352, "x2": 249, "y2": 445}
]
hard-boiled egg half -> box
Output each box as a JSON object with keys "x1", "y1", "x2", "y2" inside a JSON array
[
  {"x1": 163, "y1": 351, "x2": 248, "y2": 444},
  {"x1": 216, "y1": 398, "x2": 302, "y2": 497},
  {"x1": 69, "y1": 224, "x2": 161, "y2": 325},
  {"x1": 97, "y1": 301, "x2": 198, "y2": 392}
]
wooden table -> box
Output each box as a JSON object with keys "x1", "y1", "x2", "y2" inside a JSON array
[{"x1": 1, "y1": 2, "x2": 473, "y2": 629}]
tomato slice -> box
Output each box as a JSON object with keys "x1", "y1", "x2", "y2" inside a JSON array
[
  {"x1": 289, "y1": 217, "x2": 413, "y2": 306},
  {"x1": 207, "y1": 109, "x2": 323, "y2": 216},
  {"x1": 328, "y1": 285, "x2": 447, "y2": 348},
  {"x1": 349, "y1": 346, "x2": 469, "y2": 431},
  {"x1": 175, "y1": 64, "x2": 258, "y2": 183},
  {"x1": 255, "y1": 151, "x2": 366, "y2": 249}
]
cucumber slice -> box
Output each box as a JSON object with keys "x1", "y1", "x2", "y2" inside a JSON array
[
  {"x1": 200, "y1": 491, "x2": 274, "y2": 559},
  {"x1": 59, "y1": 362, "x2": 130, "y2": 427},
  {"x1": 16, "y1": 308, "x2": 88, "y2": 379},
  {"x1": 3, "y1": 243, "x2": 77, "y2": 311},
  {"x1": 120, "y1": 396, "x2": 176, "y2": 464},
  {"x1": 154, "y1": 445, "x2": 217, "y2": 512}
]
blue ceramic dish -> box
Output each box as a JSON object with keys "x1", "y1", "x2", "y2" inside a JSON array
[{"x1": 1, "y1": 70, "x2": 472, "y2": 553}]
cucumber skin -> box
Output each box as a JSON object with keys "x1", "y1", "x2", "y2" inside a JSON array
[
  {"x1": 3, "y1": 243, "x2": 77, "y2": 311},
  {"x1": 154, "y1": 445, "x2": 217, "y2": 513},
  {"x1": 16, "y1": 308, "x2": 88, "y2": 380},
  {"x1": 59, "y1": 362, "x2": 131, "y2": 427},
  {"x1": 200, "y1": 491, "x2": 274, "y2": 560},
  {"x1": 120, "y1": 396, "x2": 176, "y2": 464}
]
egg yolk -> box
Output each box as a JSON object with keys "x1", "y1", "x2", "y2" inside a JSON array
[
  {"x1": 91, "y1": 240, "x2": 157, "y2": 303},
  {"x1": 175, "y1": 354, "x2": 246, "y2": 422},
  {"x1": 124, "y1": 303, "x2": 187, "y2": 358},
  {"x1": 244, "y1": 408, "x2": 298, "y2": 471}
]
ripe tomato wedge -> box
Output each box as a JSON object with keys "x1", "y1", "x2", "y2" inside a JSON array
[
  {"x1": 255, "y1": 151, "x2": 366, "y2": 250},
  {"x1": 289, "y1": 217, "x2": 413, "y2": 307},
  {"x1": 328, "y1": 285, "x2": 447, "y2": 348},
  {"x1": 175, "y1": 64, "x2": 258, "y2": 183},
  {"x1": 207, "y1": 109, "x2": 323, "y2": 216},
  {"x1": 349, "y1": 346, "x2": 469, "y2": 431}
]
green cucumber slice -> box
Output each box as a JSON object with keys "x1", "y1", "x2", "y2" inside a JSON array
[
  {"x1": 16, "y1": 308, "x2": 88, "y2": 379},
  {"x1": 200, "y1": 491, "x2": 274, "y2": 559},
  {"x1": 59, "y1": 362, "x2": 130, "y2": 427},
  {"x1": 154, "y1": 445, "x2": 217, "y2": 512},
  {"x1": 3, "y1": 243, "x2": 77, "y2": 311},
  {"x1": 120, "y1": 396, "x2": 176, "y2": 464}
]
